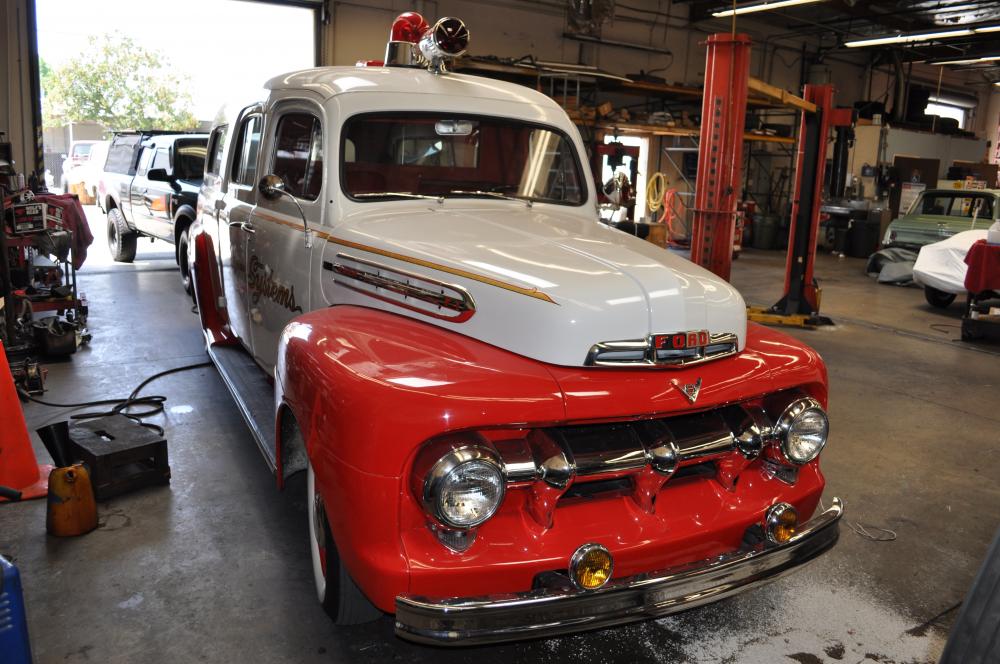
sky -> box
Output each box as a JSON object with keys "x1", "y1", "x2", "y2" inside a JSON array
[{"x1": 35, "y1": 0, "x2": 316, "y2": 121}]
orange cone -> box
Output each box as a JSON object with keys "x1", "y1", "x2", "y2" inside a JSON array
[{"x1": 0, "y1": 343, "x2": 51, "y2": 502}]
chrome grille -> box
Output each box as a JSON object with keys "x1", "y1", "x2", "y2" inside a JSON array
[{"x1": 585, "y1": 333, "x2": 739, "y2": 367}]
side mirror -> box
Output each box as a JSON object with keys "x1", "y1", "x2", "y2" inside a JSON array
[
  {"x1": 259, "y1": 174, "x2": 286, "y2": 200},
  {"x1": 147, "y1": 168, "x2": 171, "y2": 182}
]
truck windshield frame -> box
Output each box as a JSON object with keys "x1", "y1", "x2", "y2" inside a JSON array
[{"x1": 340, "y1": 112, "x2": 587, "y2": 207}]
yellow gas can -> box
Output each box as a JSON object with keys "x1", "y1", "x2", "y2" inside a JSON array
[{"x1": 46, "y1": 464, "x2": 97, "y2": 537}]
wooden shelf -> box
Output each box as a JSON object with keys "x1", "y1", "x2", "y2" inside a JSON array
[
  {"x1": 584, "y1": 121, "x2": 795, "y2": 144},
  {"x1": 457, "y1": 60, "x2": 782, "y2": 109}
]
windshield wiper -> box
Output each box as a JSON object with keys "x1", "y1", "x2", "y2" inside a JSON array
[
  {"x1": 354, "y1": 192, "x2": 443, "y2": 203},
  {"x1": 447, "y1": 190, "x2": 532, "y2": 208}
]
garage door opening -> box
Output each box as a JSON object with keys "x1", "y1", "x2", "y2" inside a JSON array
[{"x1": 35, "y1": 0, "x2": 317, "y2": 197}]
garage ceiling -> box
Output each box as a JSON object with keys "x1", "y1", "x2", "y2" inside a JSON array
[{"x1": 685, "y1": 0, "x2": 1000, "y2": 80}]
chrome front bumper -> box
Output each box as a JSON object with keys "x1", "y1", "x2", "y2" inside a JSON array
[{"x1": 395, "y1": 498, "x2": 843, "y2": 646}]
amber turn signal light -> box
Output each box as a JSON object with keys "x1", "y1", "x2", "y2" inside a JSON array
[
  {"x1": 569, "y1": 543, "x2": 613, "y2": 590},
  {"x1": 764, "y1": 503, "x2": 799, "y2": 544}
]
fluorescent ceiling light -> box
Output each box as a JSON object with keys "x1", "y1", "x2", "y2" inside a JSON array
[
  {"x1": 712, "y1": 0, "x2": 824, "y2": 18},
  {"x1": 931, "y1": 55, "x2": 1000, "y2": 66},
  {"x1": 845, "y1": 26, "x2": 1000, "y2": 48}
]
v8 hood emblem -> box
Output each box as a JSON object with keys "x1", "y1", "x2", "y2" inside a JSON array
[{"x1": 671, "y1": 378, "x2": 703, "y2": 404}]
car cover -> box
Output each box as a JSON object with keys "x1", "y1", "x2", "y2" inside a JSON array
[
  {"x1": 865, "y1": 246, "x2": 918, "y2": 285},
  {"x1": 912, "y1": 229, "x2": 988, "y2": 294}
]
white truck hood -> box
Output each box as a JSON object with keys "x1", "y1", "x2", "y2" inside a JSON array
[{"x1": 323, "y1": 203, "x2": 747, "y2": 368}]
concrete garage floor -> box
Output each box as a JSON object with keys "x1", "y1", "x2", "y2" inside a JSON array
[{"x1": 3, "y1": 208, "x2": 999, "y2": 663}]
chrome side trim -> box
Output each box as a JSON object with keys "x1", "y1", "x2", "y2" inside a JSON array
[
  {"x1": 585, "y1": 332, "x2": 739, "y2": 368},
  {"x1": 328, "y1": 253, "x2": 476, "y2": 322},
  {"x1": 394, "y1": 498, "x2": 843, "y2": 645}
]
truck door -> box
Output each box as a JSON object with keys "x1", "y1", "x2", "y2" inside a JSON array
[
  {"x1": 128, "y1": 144, "x2": 156, "y2": 235},
  {"x1": 247, "y1": 104, "x2": 323, "y2": 374},
  {"x1": 218, "y1": 110, "x2": 265, "y2": 348},
  {"x1": 139, "y1": 145, "x2": 175, "y2": 240}
]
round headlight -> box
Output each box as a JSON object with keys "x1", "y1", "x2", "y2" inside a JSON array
[
  {"x1": 423, "y1": 448, "x2": 505, "y2": 529},
  {"x1": 777, "y1": 398, "x2": 829, "y2": 464}
]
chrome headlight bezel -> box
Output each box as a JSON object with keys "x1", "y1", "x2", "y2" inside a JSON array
[
  {"x1": 774, "y1": 397, "x2": 829, "y2": 465},
  {"x1": 421, "y1": 446, "x2": 506, "y2": 530}
]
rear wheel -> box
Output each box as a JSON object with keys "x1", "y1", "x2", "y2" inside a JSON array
[
  {"x1": 107, "y1": 208, "x2": 137, "y2": 263},
  {"x1": 307, "y1": 461, "x2": 381, "y2": 624},
  {"x1": 925, "y1": 286, "x2": 956, "y2": 309},
  {"x1": 177, "y1": 227, "x2": 192, "y2": 294}
]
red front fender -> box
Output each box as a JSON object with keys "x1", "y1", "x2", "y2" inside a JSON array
[{"x1": 275, "y1": 305, "x2": 567, "y2": 609}]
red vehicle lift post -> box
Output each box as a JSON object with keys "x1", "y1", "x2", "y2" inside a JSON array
[
  {"x1": 756, "y1": 84, "x2": 853, "y2": 324},
  {"x1": 689, "y1": 33, "x2": 751, "y2": 282}
]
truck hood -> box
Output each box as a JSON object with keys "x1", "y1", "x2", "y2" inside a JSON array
[{"x1": 323, "y1": 203, "x2": 746, "y2": 368}]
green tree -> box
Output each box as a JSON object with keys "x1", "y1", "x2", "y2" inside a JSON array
[{"x1": 42, "y1": 35, "x2": 197, "y2": 131}]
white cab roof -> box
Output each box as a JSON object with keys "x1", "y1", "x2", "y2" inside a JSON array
[{"x1": 264, "y1": 66, "x2": 560, "y2": 109}]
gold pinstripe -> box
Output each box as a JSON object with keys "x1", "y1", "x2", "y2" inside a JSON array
[{"x1": 251, "y1": 210, "x2": 558, "y2": 305}]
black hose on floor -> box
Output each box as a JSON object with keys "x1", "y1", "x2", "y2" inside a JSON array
[{"x1": 17, "y1": 361, "x2": 212, "y2": 435}]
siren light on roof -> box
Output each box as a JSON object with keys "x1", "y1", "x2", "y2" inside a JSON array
[{"x1": 381, "y1": 12, "x2": 469, "y2": 73}]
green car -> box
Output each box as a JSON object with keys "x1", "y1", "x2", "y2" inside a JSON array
[{"x1": 884, "y1": 188, "x2": 1000, "y2": 250}]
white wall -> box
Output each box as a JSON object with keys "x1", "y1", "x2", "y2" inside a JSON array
[{"x1": 319, "y1": 1, "x2": 999, "y2": 147}]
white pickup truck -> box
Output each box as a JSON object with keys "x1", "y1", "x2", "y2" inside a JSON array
[{"x1": 98, "y1": 131, "x2": 208, "y2": 290}]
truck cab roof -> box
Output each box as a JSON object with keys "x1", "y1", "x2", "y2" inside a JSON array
[{"x1": 264, "y1": 66, "x2": 562, "y2": 109}]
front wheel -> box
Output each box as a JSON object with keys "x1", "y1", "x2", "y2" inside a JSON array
[
  {"x1": 307, "y1": 462, "x2": 381, "y2": 625},
  {"x1": 924, "y1": 286, "x2": 956, "y2": 309},
  {"x1": 107, "y1": 208, "x2": 137, "y2": 262}
]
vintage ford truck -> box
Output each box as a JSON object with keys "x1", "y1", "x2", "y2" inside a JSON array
[{"x1": 188, "y1": 13, "x2": 842, "y2": 645}]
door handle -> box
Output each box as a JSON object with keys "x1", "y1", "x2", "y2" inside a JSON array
[{"x1": 226, "y1": 220, "x2": 255, "y2": 233}]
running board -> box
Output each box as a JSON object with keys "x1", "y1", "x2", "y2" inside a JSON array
[{"x1": 208, "y1": 344, "x2": 278, "y2": 473}]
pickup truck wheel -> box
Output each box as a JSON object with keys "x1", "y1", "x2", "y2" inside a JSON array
[
  {"x1": 107, "y1": 208, "x2": 137, "y2": 263},
  {"x1": 178, "y1": 228, "x2": 192, "y2": 294},
  {"x1": 307, "y1": 461, "x2": 382, "y2": 625},
  {"x1": 925, "y1": 286, "x2": 956, "y2": 309}
]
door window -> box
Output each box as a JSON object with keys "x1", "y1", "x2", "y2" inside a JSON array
[
  {"x1": 206, "y1": 126, "x2": 228, "y2": 176},
  {"x1": 136, "y1": 147, "x2": 154, "y2": 176},
  {"x1": 151, "y1": 148, "x2": 171, "y2": 174},
  {"x1": 272, "y1": 113, "x2": 323, "y2": 201},
  {"x1": 173, "y1": 139, "x2": 208, "y2": 180},
  {"x1": 232, "y1": 115, "x2": 263, "y2": 187}
]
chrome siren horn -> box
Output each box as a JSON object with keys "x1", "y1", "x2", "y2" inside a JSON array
[{"x1": 419, "y1": 17, "x2": 470, "y2": 73}]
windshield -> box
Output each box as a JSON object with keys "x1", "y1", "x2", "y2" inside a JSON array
[
  {"x1": 918, "y1": 192, "x2": 994, "y2": 219},
  {"x1": 341, "y1": 113, "x2": 586, "y2": 205}
]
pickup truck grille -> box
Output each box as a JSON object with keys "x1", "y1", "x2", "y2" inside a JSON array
[
  {"x1": 585, "y1": 333, "x2": 739, "y2": 367},
  {"x1": 491, "y1": 397, "x2": 780, "y2": 527}
]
